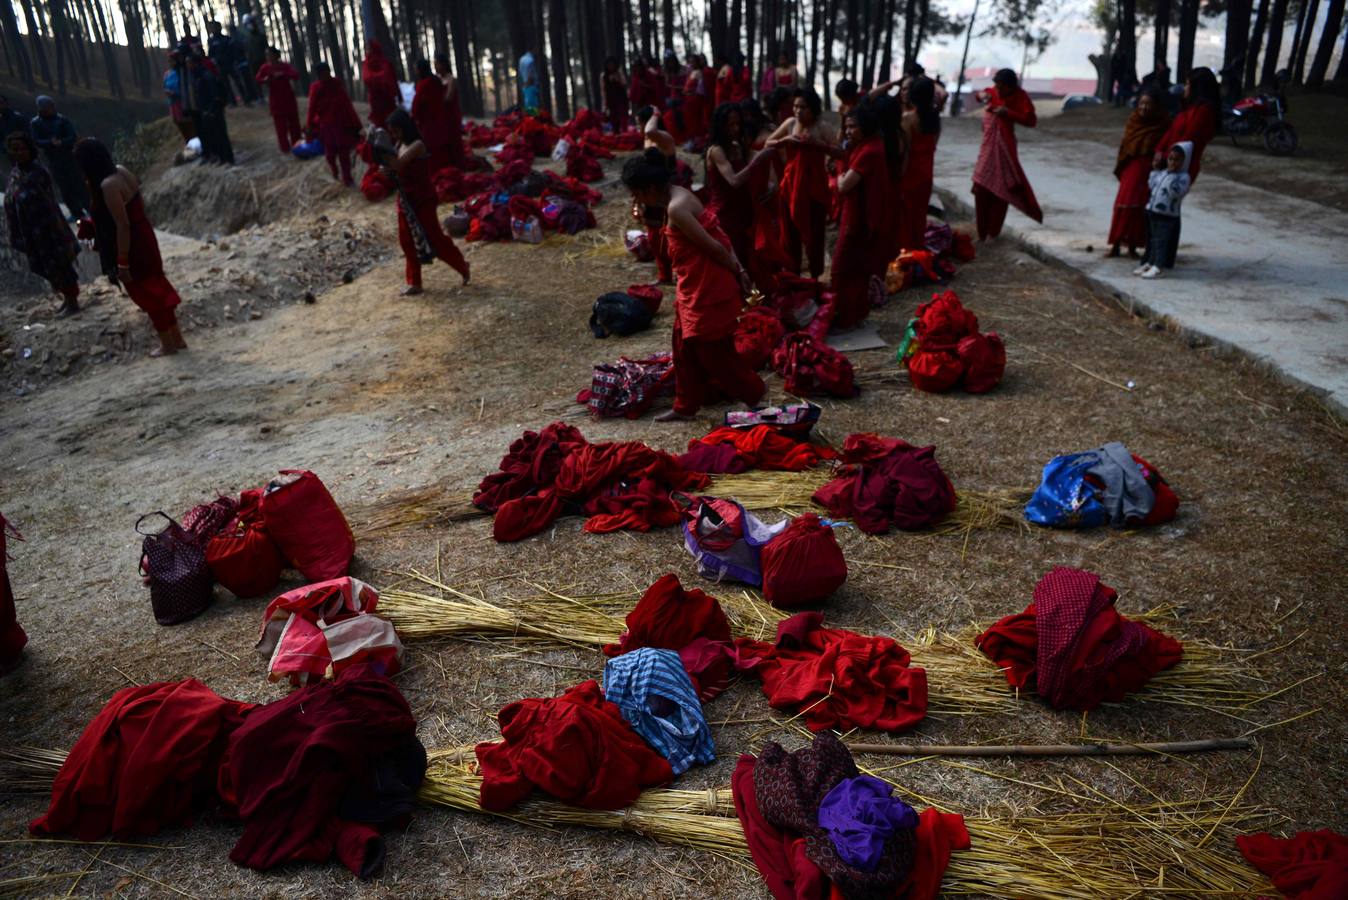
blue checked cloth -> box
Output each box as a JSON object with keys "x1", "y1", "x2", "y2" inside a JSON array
[{"x1": 602, "y1": 648, "x2": 715, "y2": 775}]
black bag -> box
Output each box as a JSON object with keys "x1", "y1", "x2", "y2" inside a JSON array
[
  {"x1": 589, "y1": 292, "x2": 654, "y2": 338},
  {"x1": 137, "y1": 513, "x2": 214, "y2": 626}
]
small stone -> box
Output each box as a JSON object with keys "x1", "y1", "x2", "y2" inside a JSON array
[
  {"x1": 66, "y1": 349, "x2": 83, "y2": 360},
  {"x1": 248, "y1": 310, "x2": 263, "y2": 320},
  {"x1": 1084, "y1": 244, "x2": 1095, "y2": 252},
  {"x1": 89, "y1": 345, "x2": 104, "y2": 356},
  {"x1": 259, "y1": 425, "x2": 273, "y2": 434},
  {"x1": 342, "y1": 270, "x2": 355, "y2": 284},
  {"x1": 1, "y1": 348, "x2": 13, "y2": 359},
  {"x1": 303, "y1": 291, "x2": 317, "y2": 304}
]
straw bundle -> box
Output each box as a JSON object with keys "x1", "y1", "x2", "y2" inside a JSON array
[
  {"x1": 379, "y1": 573, "x2": 1283, "y2": 718},
  {"x1": 351, "y1": 486, "x2": 484, "y2": 537}
]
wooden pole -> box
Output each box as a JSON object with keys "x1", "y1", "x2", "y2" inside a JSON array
[{"x1": 847, "y1": 737, "x2": 1255, "y2": 757}]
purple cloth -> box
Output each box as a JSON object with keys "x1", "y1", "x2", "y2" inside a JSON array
[{"x1": 816, "y1": 774, "x2": 919, "y2": 871}]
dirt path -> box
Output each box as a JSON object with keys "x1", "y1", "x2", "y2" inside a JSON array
[{"x1": 1, "y1": 106, "x2": 1345, "y2": 898}]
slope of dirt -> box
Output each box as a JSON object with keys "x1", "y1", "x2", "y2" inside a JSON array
[{"x1": 0, "y1": 101, "x2": 1345, "y2": 899}]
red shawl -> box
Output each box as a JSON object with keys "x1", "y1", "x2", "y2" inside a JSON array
[
  {"x1": 306, "y1": 76, "x2": 361, "y2": 132},
  {"x1": 411, "y1": 75, "x2": 451, "y2": 149},
  {"x1": 832, "y1": 137, "x2": 890, "y2": 275},
  {"x1": 1155, "y1": 102, "x2": 1217, "y2": 181},
  {"x1": 972, "y1": 96, "x2": 1042, "y2": 223}
]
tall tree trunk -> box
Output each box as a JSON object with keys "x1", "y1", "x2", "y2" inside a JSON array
[
  {"x1": 448, "y1": 0, "x2": 481, "y2": 114},
  {"x1": 50, "y1": 0, "x2": 69, "y2": 96},
  {"x1": 18, "y1": 0, "x2": 54, "y2": 85},
  {"x1": 534, "y1": 0, "x2": 551, "y2": 111},
  {"x1": 276, "y1": 0, "x2": 307, "y2": 78},
  {"x1": 1305, "y1": 0, "x2": 1343, "y2": 84},
  {"x1": 745, "y1": 0, "x2": 756, "y2": 73},
  {"x1": 1335, "y1": 28, "x2": 1348, "y2": 80},
  {"x1": 1176, "y1": 0, "x2": 1199, "y2": 77},
  {"x1": 914, "y1": 0, "x2": 930, "y2": 57},
  {"x1": 603, "y1": 0, "x2": 623, "y2": 58},
  {"x1": 321, "y1": 0, "x2": 348, "y2": 81},
  {"x1": 1223, "y1": 0, "x2": 1252, "y2": 96},
  {"x1": 902, "y1": 0, "x2": 916, "y2": 69},
  {"x1": 302, "y1": 0, "x2": 325, "y2": 72},
  {"x1": 662, "y1": 0, "x2": 674, "y2": 52},
  {"x1": 362, "y1": 0, "x2": 399, "y2": 77},
  {"x1": 89, "y1": 0, "x2": 124, "y2": 96},
  {"x1": 548, "y1": 0, "x2": 570, "y2": 116},
  {"x1": 1243, "y1": 0, "x2": 1269, "y2": 86},
  {"x1": 1260, "y1": 0, "x2": 1291, "y2": 84},
  {"x1": 638, "y1": 0, "x2": 652, "y2": 56},
  {"x1": 821, "y1": 0, "x2": 837, "y2": 105},
  {"x1": 1288, "y1": 0, "x2": 1310, "y2": 81},
  {"x1": 807, "y1": 0, "x2": 819, "y2": 83},
  {"x1": 1120, "y1": 0, "x2": 1138, "y2": 92},
  {"x1": 1153, "y1": 0, "x2": 1171, "y2": 72}
]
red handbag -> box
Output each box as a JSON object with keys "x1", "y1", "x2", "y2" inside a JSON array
[
  {"x1": 137, "y1": 513, "x2": 213, "y2": 625},
  {"x1": 260, "y1": 471, "x2": 354, "y2": 582},
  {"x1": 207, "y1": 522, "x2": 283, "y2": 599}
]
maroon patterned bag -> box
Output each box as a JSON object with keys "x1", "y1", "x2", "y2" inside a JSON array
[{"x1": 137, "y1": 513, "x2": 213, "y2": 626}]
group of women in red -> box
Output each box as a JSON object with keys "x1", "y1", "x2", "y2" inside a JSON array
[{"x1": 605, "y1": 52, "x2": 761, "y2": 149}]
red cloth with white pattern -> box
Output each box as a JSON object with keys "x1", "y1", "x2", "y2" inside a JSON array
[{"x1": 255, "y1": 577, "x2": 403, "y2": 685}]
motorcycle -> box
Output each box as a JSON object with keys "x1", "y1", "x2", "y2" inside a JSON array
[{"x1": 1222, "y1": 92, "x2": 1298, "y2": 156}]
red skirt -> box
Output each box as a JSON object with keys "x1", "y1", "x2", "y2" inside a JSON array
[
  {"x1": 126, "y1": 275, "x2": 181, "y2": 331},
  {"x1": 1108, "y1": 157, "x2": 1150, "y2": 248}
]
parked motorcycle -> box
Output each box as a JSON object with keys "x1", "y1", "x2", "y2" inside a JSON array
[{"x1": 1223, "y1": 92, "x2": 1298, "y2": 156}]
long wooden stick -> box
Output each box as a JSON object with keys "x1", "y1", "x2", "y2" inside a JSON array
[{"x1": 846, "y1": 737, "x2": 1254, "y2": 757}]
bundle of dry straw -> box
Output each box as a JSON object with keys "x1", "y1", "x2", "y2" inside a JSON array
[{"x1": 378, "y1": 572, "x2": 1288, "y2": 719}]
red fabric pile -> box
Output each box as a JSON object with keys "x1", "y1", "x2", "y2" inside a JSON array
[
  {"x1": 220, "y1": 663, "x2": 423, "y2": 878},
  {"x1": 30, "y1": 680, "x2": 254, "y2": 839},
  {"x1": 904, "y1": 290, "x2": 1005, "y2": 394},
  {"x1": 255, "y1": 577, "x2": 403, "y2": 686},
  {"x1": 466, "y1": 121, "x2": 510, "y2": 147},
  {"x1": 735, "y1": 306, "x2": 786, "y2": 371},
  {"x1": 759, "y1": 514, "x2": 848, "y2": 609},
  {"x1": 475, "y1": 680, "x2": 673, "y2": 811},
  {"x1": 355, "y1": 141, "x2": 394, "y2": 202},
  {"x1": 1236, "y1": 830, "x2": 1348, "y2": 900},
  {"x1": 737, "y1": 612, "x2": 928, "y2": 733},
  {"x1": 813, "y1": 434, "x2": 956, "y2": 534},
  {"x1": 732, "y1": 754, "x2": 968, "y2": 900},
  {"x1": 471, "y1": 422, "x2": 709, "y2": 542},
  {"x1": 1125, "y1": 454, "x2": 1181, "y2": 526},
  {"x1": 678, "y1": 425, "x2": 838, "y2": 475},
  {"x1": 976, "y1": 567, "x2": 1184, "y2": 711},
  {"x1": 565, "y1": 140, "x2": 607, "y2": 182},
  {"x1": 772, "y1": 333, "x2": 857, "y2": 398}
]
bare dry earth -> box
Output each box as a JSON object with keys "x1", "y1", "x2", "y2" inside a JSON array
[{"x1": 0, "y1": 103, "x2": 1345, "y2": 898}]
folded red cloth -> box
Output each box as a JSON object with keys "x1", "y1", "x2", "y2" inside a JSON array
[
  {"x1": 976, "y1": 567, "x2": 1184, "y2": 710},
  {"x1": 812, "y1": 434, "x2": 956, "y2": 534},
  {"x1": 682, "y1": 425, "x2": 837, "y2": 473},
  {"x1": 1236, "y1": 830, "x2": 1348, "y2": 900}
]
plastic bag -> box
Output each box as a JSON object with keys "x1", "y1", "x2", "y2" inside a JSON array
[{"x1": 679, "y1": 495, "x2": 787, "y2": 587}]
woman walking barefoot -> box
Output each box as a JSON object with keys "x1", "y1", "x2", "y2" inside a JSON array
[
  {"x1": 4, "y1": 132, "x2": 81, "y2": 317},
  {"x1": 74, "y1": 137, "x2": 185, "y2": 357},
  {"x1": 622, "y1": 148, "x2": 764, "y2": 422},
  {"x1": 383, "y1": 109, "x2": 469, "y2": 295}
]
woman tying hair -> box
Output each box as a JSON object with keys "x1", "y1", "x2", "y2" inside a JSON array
[
  {"x1": 622, "y1": 148, "x2": 764, "y2": 422},
  {"x1": 383, "y1": 109, "x2": 470, "y2": 295},
  {"x1": 971, "y1": 68, "x2": 1041, "y2": 240},
  {"x1": 636, "y1": 106, "x2": 693, "y2": 283},
  {"x1": 4, "y1": 131, "x2": 81, "y2": 317},
  {"x1": 73, "y1": 137, "x2": 185, "y2": 356},
  {"x1": 832, "y1": 99, "x2": 897, "y2": 330},
  {"x1": 1107, "y1": 87, "x2": 1169, "y2": 258},
  {"x1": 899, "y1": 75, "x2": 941, "y2": 251},
  {"x1": 765, "y1": 87, "x2": 839, "y2": 278}
]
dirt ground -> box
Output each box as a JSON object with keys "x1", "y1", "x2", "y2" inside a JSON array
[
  {"x1": 1, "y1": 101, "x2": 1345, "y2": 898},
  {"x1": 1040, "y1": 90, "x2": 1348, "y2": 213}
]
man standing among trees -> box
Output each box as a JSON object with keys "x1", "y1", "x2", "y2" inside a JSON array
[{"x1": 28, "y1": 97, "x2": 88, "y2": 220}]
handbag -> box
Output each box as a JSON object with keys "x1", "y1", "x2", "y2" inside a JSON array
[{"x1": 137, "y1": 512, "x2": 214, "y2": 625}]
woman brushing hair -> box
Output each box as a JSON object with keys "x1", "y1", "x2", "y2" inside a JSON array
[{"x1": 621, "y1": 148, "x2": 764, "y2": 422}]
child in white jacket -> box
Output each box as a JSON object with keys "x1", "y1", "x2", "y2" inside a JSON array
[{"x1": 1136, "y1": 141, "x2": 1192, "y2": 279}]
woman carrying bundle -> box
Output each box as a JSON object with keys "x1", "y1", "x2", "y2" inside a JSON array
[
  {"x1": 898, "y1": 75, "x2": 941, "y2": 252},
  {"x1": 1107, "y1": 87, "x2": 1169, "y2": 258},
  {"x1": 765, "y1": 88, "x2": 838, "y2": 278},
  {"x1": 971, "y1": 68, "x2": 1041, "y2": 240},
  {"x1": 74, "y1": 138, "x2": 185, "y2": 356},
  {"x1": 4, "y1": 131, "x2": 81, "y2": 317},
  {"x1": 621, "y1": 148, "x2": 764, "y2": 422},
  {"x1": 383, "y1": 109, "x2": 469, "y2": 295},
  {"x1": 832, "y1": 99, "x2": 897, "y2": 330}
]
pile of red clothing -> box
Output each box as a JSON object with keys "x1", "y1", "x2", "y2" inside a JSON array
[
  {"x1": 31, "y1": 665, "x2": 424, "y2": 879},
  {"x1": 355, "y1": 140, "x2": 394, "y2": 202},
  {"x1": 475, "y1": 680, "x2": 673, "y2": 811},
  {"x1": 432, "y1": 167, "x2": 500, "y2": 203},
  {"x1": 255, "y1": 577, "x2": 403, "y2": 686},
  {"x1": 471, "y1": 422, "x2": 709, "y2": 542},
  {"x1": 733, "y1": 733, "x2": 968, "y2": 900},
  {"x1": 976, "y1": 567, "x2": 1184, "y2": 710},
  {"x1": 565, "y1": 140, "x2": 610, "y2": 182},
  {"x1": 466, "y1": 121, "x2": 510, "y2": 147},
  {"x1": 735, "y1": 307, "x2": 787, "y2": 371},
  {"x1": 812, "y1": 435, "x2": 957, "y2": 534},
  {"x1": 772, "y1": 333, "x2": 857, "y2": 398},
  {"x1": 1236, "y1": 830, "x2": 1348, "y2": 900},
  {"x1": 678, "y1": 425, "x2": 838, "y2": 475},
  {"x1": 900, "y1": 290, "x2": 1005, "y2": 394}
]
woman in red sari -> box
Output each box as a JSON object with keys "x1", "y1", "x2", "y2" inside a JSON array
[
  {"x1": 622, "y1": 148, "x2": 764, "y2": 422},
  {"x1": 361, "y1": 40, "x2": 399, "y2": 128},
  {"x1": 971, "y1": 68, "x2": 1041, "y2": 240},
  {"x1": 832, "y1": 99, "x2": 897, "y2": 330},
  {"x1": 307, "y1": 62, "x2": 362, "y2": 186},
  {"x1": 1153, "y1": 66, "x2": 1219, "y2": 182},
  {"x1": 434, "y1": 53, "x2": 467, "y2": 168},
  {"x1": 602, "y1": 57, "x2": 629, "y2": 131},
  {"x1": 410, "y1": 58, "x2": 452, "y2": 172},
  {"x1": 682, "y1": 54, "x2": 713, "y2": 146},
  {"x1": 704, "y1": 102, "x2": 774, "y2": 277},
  {"x1": 254, "y1": 47, "x2": 302, "y2": 154},
  {"x1": 765, "y1": 88, "x2": 838, "y2": 278},
  {"x1": 383, "y1": 109, "x2": 469, "y2": 295},
  {"x1": 1107, "y1": 88, "x2": 1169, "y2": 258},
  {"x1": 74, "y1": 138, "x2": 185, "y2": 356},
  {"x1": 899, "y1": 75, "x2": 941, "y2": 251}
]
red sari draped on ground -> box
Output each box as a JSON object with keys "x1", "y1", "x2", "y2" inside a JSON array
[
  {"x1": 666, "y1": 207, "x2": 765, "y2": 415},
  {"x1": 254, "y1": 61, "x2": 301, "y2": 153},
  {"x1": 1108, "y1": 107, "x2": 1170, "y2": 249},
  {"x1": 831, "y1": 137, "x2": 890, "y2": 329},
  {"x1": 1154, "y1": 103, "x2": 1217, "y2": 181},
  {"x1": 899, "y1": 130, "x2": 938, "y2": 250},
  {"x1": 780, "y1": 139, "x2": 830, "y2": 277},
  {"x1": 123, "y1": 193, "x2": 181, "y2": 332},
  {"x1": 972, "y1": 88, "x2": 1041, "y2": 239},
  {"x1": 411, "y1": 76, "x2": 452, "y2": 172},
  {"x1": 397, "y1": 152, "x2": 468, "y2": 288},
  {"x1": 361, "y1": 42, "x2": 399, "y2": 128}
]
